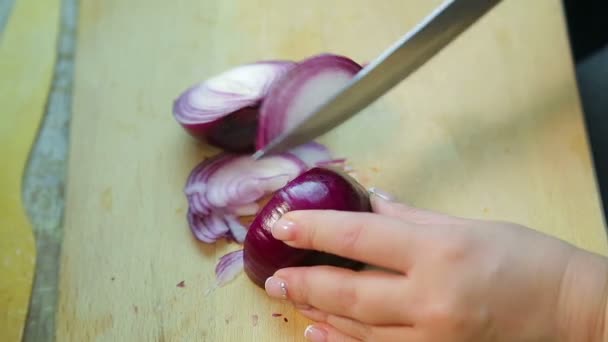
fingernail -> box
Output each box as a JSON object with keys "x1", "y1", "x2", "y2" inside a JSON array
[
  {"x1": 271, "y1": 217, "x2": 296, "y2": 240},
  {"x1": 264, "y1": 276, "x2": 288, "y2": 299},
  {"x1": 304, "y1": 325, "x2": 327, "y2": 342},
  {"x1": 368, "y1": 187, "x2": 394, "y2": 201}
]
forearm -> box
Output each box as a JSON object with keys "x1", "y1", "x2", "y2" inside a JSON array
[{"x1": 557, "y1": 248, "x2": 608, "y2": 342}]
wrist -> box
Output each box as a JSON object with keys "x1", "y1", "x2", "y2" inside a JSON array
[
  {"x1": 605, "y1": 298, "x2": 608, "y2": 342},
  {"x1": 557, "y1": 248, "x2": 608, "y2": 342}
]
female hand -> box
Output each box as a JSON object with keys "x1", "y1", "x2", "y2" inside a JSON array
[{"x1": 264, "y1": 189, "x2": 608, "y2": 342}]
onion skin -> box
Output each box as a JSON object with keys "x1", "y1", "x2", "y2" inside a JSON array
[{"x1": 243, "y1": 167, "x2": 371, "y2": 288}]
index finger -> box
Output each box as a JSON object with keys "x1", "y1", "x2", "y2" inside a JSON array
[{"x1": 271, "y1": 210, "x2": 416, "y2": 272}]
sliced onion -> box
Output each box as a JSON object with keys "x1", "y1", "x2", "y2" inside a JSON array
[
  {"x1": 224, "y1": 215, "x2": 248, "y2": 244},
  {"x1": 205, "y1": 158, "x2": 297, "y2": 209},
  {"x1": 173, "y1": 61, "x2": 295, "y2": 152},
  {"x1": 184, "y1": 143, "x2": 337, "y2": 244},
  {"x1": 185, "y1": 143, "x2": 334, "y2": 216},
  {"x1": 185, "y1": 154, "x2": 233, "y2": 215},
  {"x1": 256, "y1": 54, "x2": 362, "y2": 149},
  {"x1": 286, "y1": 141, "x2": 338, "y2": 167},
  {"x1": 188, "y1": 209, "x2": 229, "y2": 243},
  {"x1": 174, "y1": 54, "x2": 369, "y2": 293}
]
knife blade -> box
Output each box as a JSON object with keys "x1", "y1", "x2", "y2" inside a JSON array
[{"x1": 252, "y1": 0, "x2": 501, "y2": 160}]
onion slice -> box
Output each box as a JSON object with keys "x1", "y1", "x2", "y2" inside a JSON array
[
  {"x1": 188, "y1": 209, "x2": 229, "y2": 243},
  {"x1": 173, "y1": 61, "x2": 295, "y2": 152},
  {"x1": 215, "y1": 249, "x2": 244, "y2": 287},
  {"x1": 204, "y1": 249, "x2": 245, "y2": 296},
  {"x1": 184, "y1": 143, "x2": 338, "y2": 244},
  {"x1": 256, "y1": 54, "x2": 362, "y2": 149}
]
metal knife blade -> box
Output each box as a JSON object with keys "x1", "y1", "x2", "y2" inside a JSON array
[{"x1": 253, "y1": 0, "x2": 501, "y2": 160}]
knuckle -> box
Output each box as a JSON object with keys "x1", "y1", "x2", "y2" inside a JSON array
[
  {"x1": 306, "y1": 211, "x2": 368, "y2": 255},
  {"x1": 435, "y1": 233, "x2": 472, "y2": 262},
  {"x1": 327, "y1": 315, "x2": 371, "y2": 341},
  {"x1": 303, "y1": 210, "x2": 344, "y2": 250},
  {"x1": 327, "y1": 316, "x2": 372, "y2": 341},
  {"x1": 305, "y1": 223, "x2": 321, "y2": 249},
  {"x1": 357, "y1": 326, "x2": 373, "y2": 342},
  {"x1": 400, "y1": 205, "x2": 426, "y2": 220},
  {"x1": 335, "y1": 221, "x2": 365, "y2": 255},
  {"x1": 358, "y1": 329, "x2": 373, "y2": 342},
  {"x1": 422, "y1": 300, "x2": 477, "y2": 334},
  {"x1": 335, "y1": 280, "x2": 360, "y2": 314},
  {"x1": 281, "y1": 270, "x2": 309, "y2": 303},
  {"x1": 423, "y1": 301, "x2": 460, "y2": 325},
  {"x1": 397, "y1": 204, "x2": 443, "y2": 224},
  {"x1": 326, "y1": 331, "x2": 350, "y2": 342}
]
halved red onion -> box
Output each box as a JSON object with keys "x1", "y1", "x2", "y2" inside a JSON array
[
  {"x1": 184, "y1": 143, "x2": 338, "y2": 244},
  {"x1": 173, "y1": 61, "x2": 295, "y2": 152},
  {"x1": 256, "y1": 54, "x2": 362, "y2": 149},
  {"x1": 243, "y1": 167, "x2": 371, "y2": 288}
]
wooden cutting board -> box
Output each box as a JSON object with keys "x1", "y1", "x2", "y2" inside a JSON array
[
  {"x1": 0, "y1": 0, "x2": 60, "y2": 340},
  {"x1": 57, "y1": 0, "x2": 608, "y2": 340}
]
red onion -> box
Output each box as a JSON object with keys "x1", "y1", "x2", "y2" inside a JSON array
[
  {"x1": 243, "y1": 167, "x2": 371, "y2": 288},
  {"x1": 172, "y1": 54, "x2": 368, "y2": 291},
  {"x1": 185, "y1": 143, "x2": 337, "y2": 244},
  {"x1": 256, "y1": 54, "x2": 362, "y2": 149},
  {"x1": 173, "y1": 61, "x2": 295, "y2": 152}
]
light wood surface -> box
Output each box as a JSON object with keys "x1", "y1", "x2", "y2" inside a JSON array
[
  {"x1": 0, "y1": 0, "x2": 60, "y2": 340},
  {"x1": 58, "y1": 0, "x2": 608, "y2": 341}
]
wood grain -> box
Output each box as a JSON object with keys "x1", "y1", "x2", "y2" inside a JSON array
[{"x1": 57, "y1": 0, "x2": 607, "y2": 341}]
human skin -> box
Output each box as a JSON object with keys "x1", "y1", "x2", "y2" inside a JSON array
[{"x1": 263, "y1": 189, "x2": 608, "y2": 342}]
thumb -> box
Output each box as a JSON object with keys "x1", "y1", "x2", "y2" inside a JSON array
[{"x1": 368, "y1": 187, "x2": 464, "y2": 225}]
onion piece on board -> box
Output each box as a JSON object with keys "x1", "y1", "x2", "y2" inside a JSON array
[
  {"x1": 256, "y1": 54, "x2": 362, "y2": 150},
  {"x1": 204, "y1": 249, "x2": 245, "y2": 295},
  {"x1": 215, "y1": 249, "x2": 244, "y2": 287}
]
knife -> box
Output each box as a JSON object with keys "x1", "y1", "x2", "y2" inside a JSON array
[{"x1": 252, "y1": 0, "x2": 501, "y2": 160}]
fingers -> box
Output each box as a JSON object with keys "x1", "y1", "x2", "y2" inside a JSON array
[
  {"x1": 305, "y1": 323, "x2": 360, "y2": 342},
  {"x1": 325, "y1": 314, "x2": 373, "y2": 340},
  {"x1": 296, "y1": 308, "x2": 368, "y2": 341},
  {"x1": 296, "y1": 308, "x2": 376, "y2": 342},
  {"x1": 272, "y1": 210, "x2": 416, "y2": 271},
  {"x1": 325, "y1": 315, "x2": 418, "y2": 342},
  {"x1": 266, "y1": 266, "x2": 409, "y2": 325},
  {"x1": 369, "y1": 188, "x2": 466, "y2": 225},
  {"x1": 298, "y1": 309, "x2": 419, "y2": 342}
]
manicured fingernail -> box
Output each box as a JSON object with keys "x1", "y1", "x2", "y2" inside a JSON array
[
  {"x1": 304, "y1": 325, "x2": 327, "y2": 342},
  {"x1": 368, "y1": 187, "x2": 394, "y2": 201},
  {"x1": 271, "y1": 217, "x2": 296, "y2": 240},
  {"x1": 264, "y1": 276, "x2": 288, "y2": 299}
]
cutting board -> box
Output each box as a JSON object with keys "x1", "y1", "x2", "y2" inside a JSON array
[
  {"x1": 57, "y1": 0, "x2": 608, "y2": 341},
  {"x1": 0, "y1": 0, "x2": 60, "y2": 340}
]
